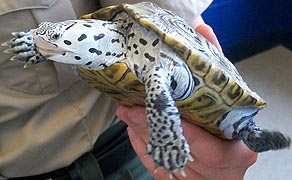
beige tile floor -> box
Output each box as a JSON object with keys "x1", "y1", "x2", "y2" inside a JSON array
[{"x1": 234, "y1": 46, "x2": 292, "y2": 180}]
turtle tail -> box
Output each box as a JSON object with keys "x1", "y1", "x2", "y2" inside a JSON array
[{"x1": 238, "y1": 121, "x2": 291, "y2": 152}]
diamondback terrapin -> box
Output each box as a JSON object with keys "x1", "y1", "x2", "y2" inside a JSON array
[{"x1": 3, "y1": 2, "x2": 290, "y2": 177}]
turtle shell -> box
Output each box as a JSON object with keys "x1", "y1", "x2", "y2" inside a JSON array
[{"x1": 78, "y1": 2, "x2": 266, "y2": 138}]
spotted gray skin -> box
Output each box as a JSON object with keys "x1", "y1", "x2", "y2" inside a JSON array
[
  {"x1": 2, "y1": 3, "x2": 290, "y2": 177},
  {"x1": 3, "y1": 13, "x2": 194, "y2": 175}
]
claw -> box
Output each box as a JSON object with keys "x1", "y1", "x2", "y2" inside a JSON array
[
  {"x1": 24, "y1": 61, "x2": 33, "y2": 68},
  {"x1": 1, "y1": 39, "x2": 14, "y2": 47},
  {"x1": 153, "y1": 163, "x2": 159, "y2": 174},
  {"x1": 23, "y1": 56, "x2": 39, "y2": 68},
  {"x1": 187, "y1": 154, "x2": 194, "y2": 162},
  {"x1": 1, "y1": 41, "x2": 11, "y2": 47},
  {"x1": 3, "y1": 48, "x2": 13, "y2": 54},
  {"x1": 12, "y1": 30, "x2": 33, "y2": 37},
  {"x1": 144, "y1": 151, "x2": 150, "y2": 158},
  {"x1": 11, "y1": 32, "x2": 20, "y2": 37},
  {"x1": 146, "y1": 144, "x2": 152, "y2": 155},
  {"x1": 168, "y1": 172, "x2": 174, "y2": 180},
  {"x1": 153, "y1": 163, "x2": 187, "y2": 179},
  {"x1": 10, "y1": 55, "x2": 19, "y2": 61},
  {"x1": 3, "y1": 39, "x2": 16, "y2": 47},
  {"x1": 180, "y1": 169, "x2": 187, "y2": 178}
]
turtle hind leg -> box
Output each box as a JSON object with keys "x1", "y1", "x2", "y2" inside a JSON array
[{"x1": 238, "y1": 121, "x2": 291, "y2": 152}]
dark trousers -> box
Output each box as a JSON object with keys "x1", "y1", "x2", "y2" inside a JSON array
[{"x1": 11, "y1": 121, "x2": 153, "y2": 180}]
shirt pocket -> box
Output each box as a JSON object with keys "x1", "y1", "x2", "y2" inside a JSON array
[
  {"x1": 0, "y1": 0, "x2": 61, "y2": 95},
  {"x1": 0, "y1": 0, "x2": 57, "y2": 16}
]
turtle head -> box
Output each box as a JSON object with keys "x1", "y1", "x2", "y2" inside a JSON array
[
  {"x1": 33, "y1": 21, "x2": 75, "y2": 61},
  {"x1": 33, "y1": 20, "x2": 126, "y2": 69}
]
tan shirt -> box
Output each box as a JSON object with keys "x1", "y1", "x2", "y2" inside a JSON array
[{"x1": 0, "y1": 0, "x2": 211, "y2": 178}]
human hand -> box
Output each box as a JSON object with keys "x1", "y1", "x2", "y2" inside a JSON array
[
  {"x1": 190, "y1": 16, "x2": 222, "y2": 52},
  {"x1": 116, "y1": 106, "x2": 257, "y2": 180}
]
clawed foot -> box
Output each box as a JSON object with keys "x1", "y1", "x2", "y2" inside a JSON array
[
  {"x1": 146, "y1": 139, "x2": 194, "y2": 179},
  {"x1": 2, "y1": 29, "x2": 46, "y2": 67}
]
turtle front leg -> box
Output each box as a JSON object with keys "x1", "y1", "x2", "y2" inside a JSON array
[
  {"x1": 144, "y1": 66, "x2": 193, "y2": 177},
  {"x1": 2, "y1": 29, "x2": 46, "y2": 67}
]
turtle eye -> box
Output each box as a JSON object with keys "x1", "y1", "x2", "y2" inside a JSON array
[{"x1": 51, "y1": 33, "x2": 60, "y2": 40}]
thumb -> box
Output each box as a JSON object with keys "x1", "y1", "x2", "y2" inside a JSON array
[
  {"x1": 195, "y1": 24, "x2": 223, "y2": 53},
  {"x1": 116, "y1": 105, "x2": 131, "y2": 122},
  {"x1": 127, "y1": 106, "x2": 147, "y2": 124},
  {"x1": 117, "y1": 105, "x2": 147, "y2": 125},
  {"x1": 116, "y1": 105, "x2": 149, "y2": 139}
]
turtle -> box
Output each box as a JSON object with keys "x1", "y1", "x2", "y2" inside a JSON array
[{"x1": 2, "y1": 2, "x2": 290, "y2": 177}]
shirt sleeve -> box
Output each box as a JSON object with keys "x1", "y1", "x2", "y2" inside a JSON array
[{"x1": 99, "y1": 0, "x2": 213, "y2": 22}]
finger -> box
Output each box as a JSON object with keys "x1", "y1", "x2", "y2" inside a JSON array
[
  {"x1": 116, "y1": 105, "x2": 147, "y2": 125},
  {"x1": 180, "y1": 120, "x2": 232, "y2": 167},
  {"x1": 117, "y1": 105, "x2": 149, "y2": 142},
  {"x1": 181, "y1": 119, "x2": 257, "y2": 168},
  {"x1": 116, "y1": 105, "x2": 131, "y2": 122},
  {"x1": 173, "y1": 165, "x2": 207, "y2": 180},
  {"x1": 195, "y1": 24, "x2": 223, "y2": 53},
  {"x1": 223, "y1": 140, "x2": 258, "y2": 167},
  {"x1": 125, "y1": 106, "x2": 147, "y2": 125}
]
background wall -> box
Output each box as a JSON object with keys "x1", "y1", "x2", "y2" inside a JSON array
[
  {"x1": 202, "y1": 0, "x2": 292, "y2": 62},
  {"x1": 202, "y1": 1, "x2": 292, "y2": 179}
]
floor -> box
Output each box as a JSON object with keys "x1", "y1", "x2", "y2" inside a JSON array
[{"x1": 234, "y1": 46, "x2": 292, "y2": 180}]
